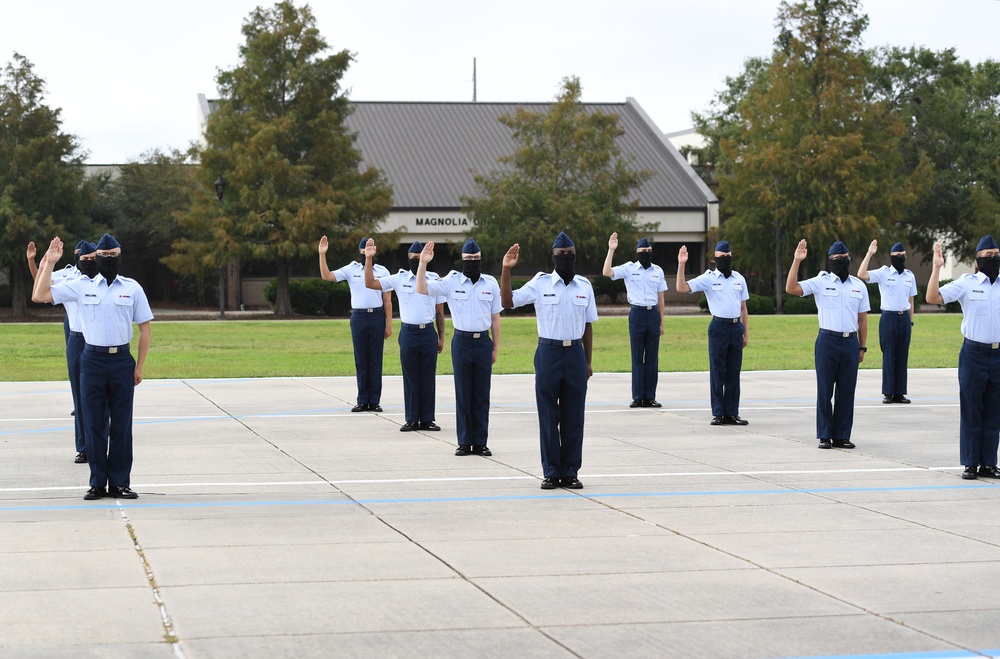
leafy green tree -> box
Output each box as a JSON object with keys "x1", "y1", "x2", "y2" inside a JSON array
[
  {"x1": 465, "y1": 77, "x2": 654, "y2": 273},
  {"x1": 869, "y1": 47, "x2": 1000, "y2": 260},
  {"x1": 697, "y1": 0, "x2": 929, "y2": 311},
  {"x1": 0, "y1": 53, "x2": 93, "y2": 315},
  {"x1": 174, "y1": 1, "x2": 392, "y2": 315}
]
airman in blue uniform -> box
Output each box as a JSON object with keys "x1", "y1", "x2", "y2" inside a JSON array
[
  {"x1": 786, "y1": 239, "x2": 870, "y2": 450},
  {"x1": 677, "y1": 240, "x2": 750, "y2": 426},
  {"x1": 365, "y1": 239, "x2": 445, "y2": 432},
  {"x1": 603, "y1": 233, "x2": 666, "y2": 408},
  {"x1": 926, "y1": 237, "x2": 1000, "y2": 480},
  {"x1": 33, "y1": 234, "x2": 153, "y2": 500},
  {"x1": 857, "y1": 240, "x2": 918, "y2": 404},
  {"x1": 319, "y1": 236, "x2": 393, "y2": 412},
  {"x1": 501, "y1": 232, "x2": 597, "y2": 489},
  {"x1": 417, "y1": 238, "x2": 502, "y2": 455}
]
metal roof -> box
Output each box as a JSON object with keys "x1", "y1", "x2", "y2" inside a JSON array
[{"x1": 343, "y1": 99, "x2": 717, "y2": 210}]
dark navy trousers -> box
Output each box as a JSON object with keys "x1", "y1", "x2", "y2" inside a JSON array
[
  {"x1": 708, "y1": 317, "x2": 744, "y2": 417},
  {"x1": 814, "y1": 331, "x2": 860, "y2": 440},
  {"x1": 80, "y1": 347, "x2": 135, "y2": 489},
  {"x1": 957, "y1": 340, "x2": 1000, "y2": 468},
  {"x1": 534, "y1": 340, "x2": 587, "y2": 479},
  {"x1": 399, "y1": 324, "x2": 437, "y2": 423},
  {"x1": 350, "y1": 308, "x2": 385, "y2": 405},
  {"x1": 66, "y1": 332, "x2": 86, "y2": 452},
  {"x1": 628, "y1": 306, "x2": 660, "y2": 401},
  {"x1": 452, "y1": 331, "x2": 493, "y2": 447},
  {"x1": 879, "y1": 311, "x2": 911, "y2": 396}
]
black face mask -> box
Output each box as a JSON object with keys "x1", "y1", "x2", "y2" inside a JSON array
[
  {"x1": 96, "y1": 254, "x2": 121, "y2": 284},
  {"x1": 977, "y1": 255, "x2": 1000, "y2": 284},
  {"x1": 637, "y1": 252, "x2": 652, "y2": 269},
  {"x1": 552, "y1": 253, "x2": 576, "y2": 285},
  {"x1": 715, "y1": 255, "x2": 733, "y2": 278},
  {"x1": 462, "y1": 260, "x2": 481, "y2": 283},
  {"x1": 828, "y1": 257, "x2": 851, "y2": 282},
  {"x1": 890, "y1": 255, "x2": 906, "y2": 274},
  {"x1": 78, "y1": 259, "x2": 99, "y2": 278},
  {"x1": 73, "y1": 251, "x2": 81, "y2": 268},
  {"x1": 408, "y1": 258, "x2": 420, "y2": 275}
]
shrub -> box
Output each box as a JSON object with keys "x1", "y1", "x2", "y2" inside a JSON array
[
  {"x1": 746, "y1": 293, "x2": 776, "y2": 315},
  {"x1": 781, "y1": 294, "x2": 817, "y2": 314},
  {"x1": 935, "y1": 279, "x2": 961, "y2": 313},
  {"x1": 263, "y1": 279, "x2": 353, "y2": 316}
]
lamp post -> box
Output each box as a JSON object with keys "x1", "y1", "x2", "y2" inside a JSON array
[{"x1": 214, "y1": 176, "x2": 227, "y2": 320}]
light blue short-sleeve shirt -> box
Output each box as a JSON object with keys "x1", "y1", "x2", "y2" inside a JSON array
[
  {"x1": 940, "y1": 273, "x2": 1000, "y2": 343},
  {"x1": 334, "y1": 261, "x2": 390, "y2": 309},
  {"x1": 609, "y1": 262, "x2": 667, "y2": 306},
  {"x1": 511, "y1": 272, "x2": 598, "y2": 340},
  {"x1": 799, "y1": 272, "x2": 871, "y2": 332},
  {"x1": 687, "y1": 269, "x2": 749, "y2": 318},
  {"x1": 426, "y1": 271, "x2": 502, "y2": 332},
  {"x1": 51, "y1": 275, "x2": 154, "y2": 346},
  {"x1": 866, "y1": 266, "x2": 917, "y2": 312},
  {"x1": 379, "y1": 270, "x2": 445, "y2": 324}
]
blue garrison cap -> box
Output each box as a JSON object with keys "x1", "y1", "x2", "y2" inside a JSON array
[
  {"x1": 96, "y1": 233, "x2": 121, "y2": 250},
  {"x1": 636, "y1": 237, "x2": 651, "y2": 249},
  {"x1": 552, "y1": 232, "x2": 575, "y2": 249},
  {"x1": 74, "y1": 240, "x2": 87, "y2": 252},
  {"x1": 890, "y1": 242, "x2": 905, "y2": 253},
  {"x1": 407, "y1": 241, "x2": 423, "y2": 254},
  {"x1": 715, "y1": 240, "x2": 731, "y2": 253},
  {"x1": 358, "y1": 237, "x2": 369, "y2": 251},
  {"x1": 462, "y1": 238, "x2": 481, "y2": 254},
  {"x1": 977, "y1": 235, "x2": 998, "y2": 252},
  {"x1": 79, "y1": 242, "x2": 97, "y2": 256},
  {"x1": 828, "y1": 241, "x2": 849, "y2": 256}
]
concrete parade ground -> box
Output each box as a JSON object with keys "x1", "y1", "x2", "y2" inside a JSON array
[{"x1": 2, "y1": 368, "x2": 1000, "y2": 659}]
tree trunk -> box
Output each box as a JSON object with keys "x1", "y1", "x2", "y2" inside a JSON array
[
  {"x1": 273, "y1": 257, "x2": 292, "y2": 316},
  {"x1": 774, "y1": 217, "x2": 784, "y2": 314},
  {"x1": 10, "y1": 265, "x2": 27, "y2": 317}
]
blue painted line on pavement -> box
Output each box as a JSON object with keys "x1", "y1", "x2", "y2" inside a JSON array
[
  {"x1": 0, "y1": 483, "x2": 994, "y2": 513},
  {"x1": 771, "y1": 650, "x2": 998, "y2": 659}
]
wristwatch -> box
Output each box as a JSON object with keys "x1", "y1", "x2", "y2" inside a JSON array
[{"x1": 860, "y1": 347, "x2": 868, "y2": 352}]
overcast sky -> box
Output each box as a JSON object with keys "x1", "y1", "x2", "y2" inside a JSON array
[{"x1": 1, "y1": 0, "x2": 997, "y2": 163}]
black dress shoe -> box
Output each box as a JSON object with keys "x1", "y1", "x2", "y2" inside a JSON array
[
  {"x1": 962, "y1": 466, "x2": 979, "y2": 480},
  {"x1": 83, "y1": 487, "x2": 106, "y2": 500},
  {"x1": 455, "y1": 445, "x2": 472, "y2": 456},
  {"x1": 540, "y1": 477, "x2": 559, "y2": 490},
  {"x1": 978, "y1": 465, "x2": 1000, "y2": 478},
  {"x1": 892, "y1": 395, "x2": 911, "y2": 404},
  {"x1": 818, "y1": 439, "x2": 832, "y2": 449},
  {"x1": 399, "y1": 422, "x2": 418, "y2": 432},
  {"x1": 471, "y1": 445, "x2": 492, "y2": 456},
  {"x1": 882, "y1": 395, "x2": 893, "y2": 404},
  {"x1": 560, "y1": 477, "x2": 583, "y2": 489},
  {"x1": 724, "y1": 415, "x2": 749, "y2": 426},
  {"x1": 419, "y1": 421, "x2": 441, "y2": 431},
  {"x1": 110, "y1": 486, "x2": 138, "y2": 500},
  {"x1": 351, "y1": 403, "x2": 367, "y2": 412},
  {"x1": 711, "y1": 416, "x2": 725, "y2": 426},
  {"x1": 832, "y1": 439, "x2": 856, "y2": 449},
  {"x1": 642, "y1": 400, "x2": 663, "y2": 408},
  {"x1": 629, "y1": 400, "x2": 642, "y2": 408},
  {"x1": 74, "y1": 451, "x2": 87, "y2": 464},
  {"x1": 368, "y1": 403, "x2": 383, "y2": 412}
]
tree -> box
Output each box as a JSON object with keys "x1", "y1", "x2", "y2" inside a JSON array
[
  {"x1": 0, "y1": 53, "x2": 93, "y2": 315},
  {"x1": 869, "y1": 47, "x2": 1000, "y2": 260},
  {"x1": 464, "y1": 77, "x2": 654, "y2": 273},
  {"x1": 697, "y1": 0, "x2": 929, "y2": 311},
  {"x1": 174, "y1": 1, "x2": 393, "y2": 315}
]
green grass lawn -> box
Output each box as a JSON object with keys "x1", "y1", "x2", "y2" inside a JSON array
[{"x1": 0, "y1": 313, "x2": 964, "y2": 382}]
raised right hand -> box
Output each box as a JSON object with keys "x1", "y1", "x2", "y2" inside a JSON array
[
  {"x1": 318, "y1": 235, "x2": 329, "y2": 255},
  {"x1": 608, "y1": 232, "x2": 618, "y2": 250},
  {"x1": 933, "y1": 242, "x2": 944, "y2": 268},
  {"x1": 678, "y1": 245, "x2": 688, "y2": 264},
  {"x1": 364, "y1": 238, "x2": 377, "y2": 260},
  {"x1": 867, "y1": 239, "x2": 878, "y2": 256},
  {"x1": 502, "y1": 244, "x2": 519, "y2": 269},
  {"x1": 793, "y1": 239, "x2": 808, "y2": 262}
]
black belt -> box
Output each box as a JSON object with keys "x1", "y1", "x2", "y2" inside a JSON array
[
  {"x1": 631, "y1": 304, "x2": 655, "y2": 310},
  {"x1": 352, "y1": 307, "x2": 383, "y2": 313},
  {"x1": 85, "y1": 343, "x2": 129, "y2": 354},
  {"x1": 69, "y1": 331, "x2": 83, "y2": 337},
  {"x1": 539, "y1": 338, "x2": 582, "y2": 347},
  {"x1": 964, "y1": 338, "x2": 1000, "y2": 350},
  {"x1": 881, "y1": 310, "x2": 907, "y2": 315},
  {"x1": 402, "y1": 322, "x2": 433, "y2": 330},
  {"x1": 819, "y1": 329, "x2": 857, "y2": 338},
  {"x1": 455, "y1": 329, "x2": 489, "y2": 338},
  {"x1": 712, "y1": 316, "x2": 740, "y2": 324}
]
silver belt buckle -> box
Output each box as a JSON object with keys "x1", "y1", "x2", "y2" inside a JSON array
[
  {"x1": 108, "y1": 346, "x2": 118, "y2": 354},
  {"x1": 367, "y1": 308, "x2": 374, "y2": 313},
  {"x1": 993, "y1": 343, "x2": 999, "y2": 350},
  {"x1": 646, "y1": 306, "x2": 653, "y2": 310},
  {"x1": 562, "y1": 340, "x2": 571, "y2": 347},
  {"x1": 419, "y1": 323, "x2": 426, "y2": 329},
  {"x1": 842, "y1": 332, "x2": 850, "y2": 338},
  {"x1": 732, "y1": 318, "x2": 739, "y2": 324},
  {"x1": 473, "y1": 332, "x2": 481, "y2": 339}
]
